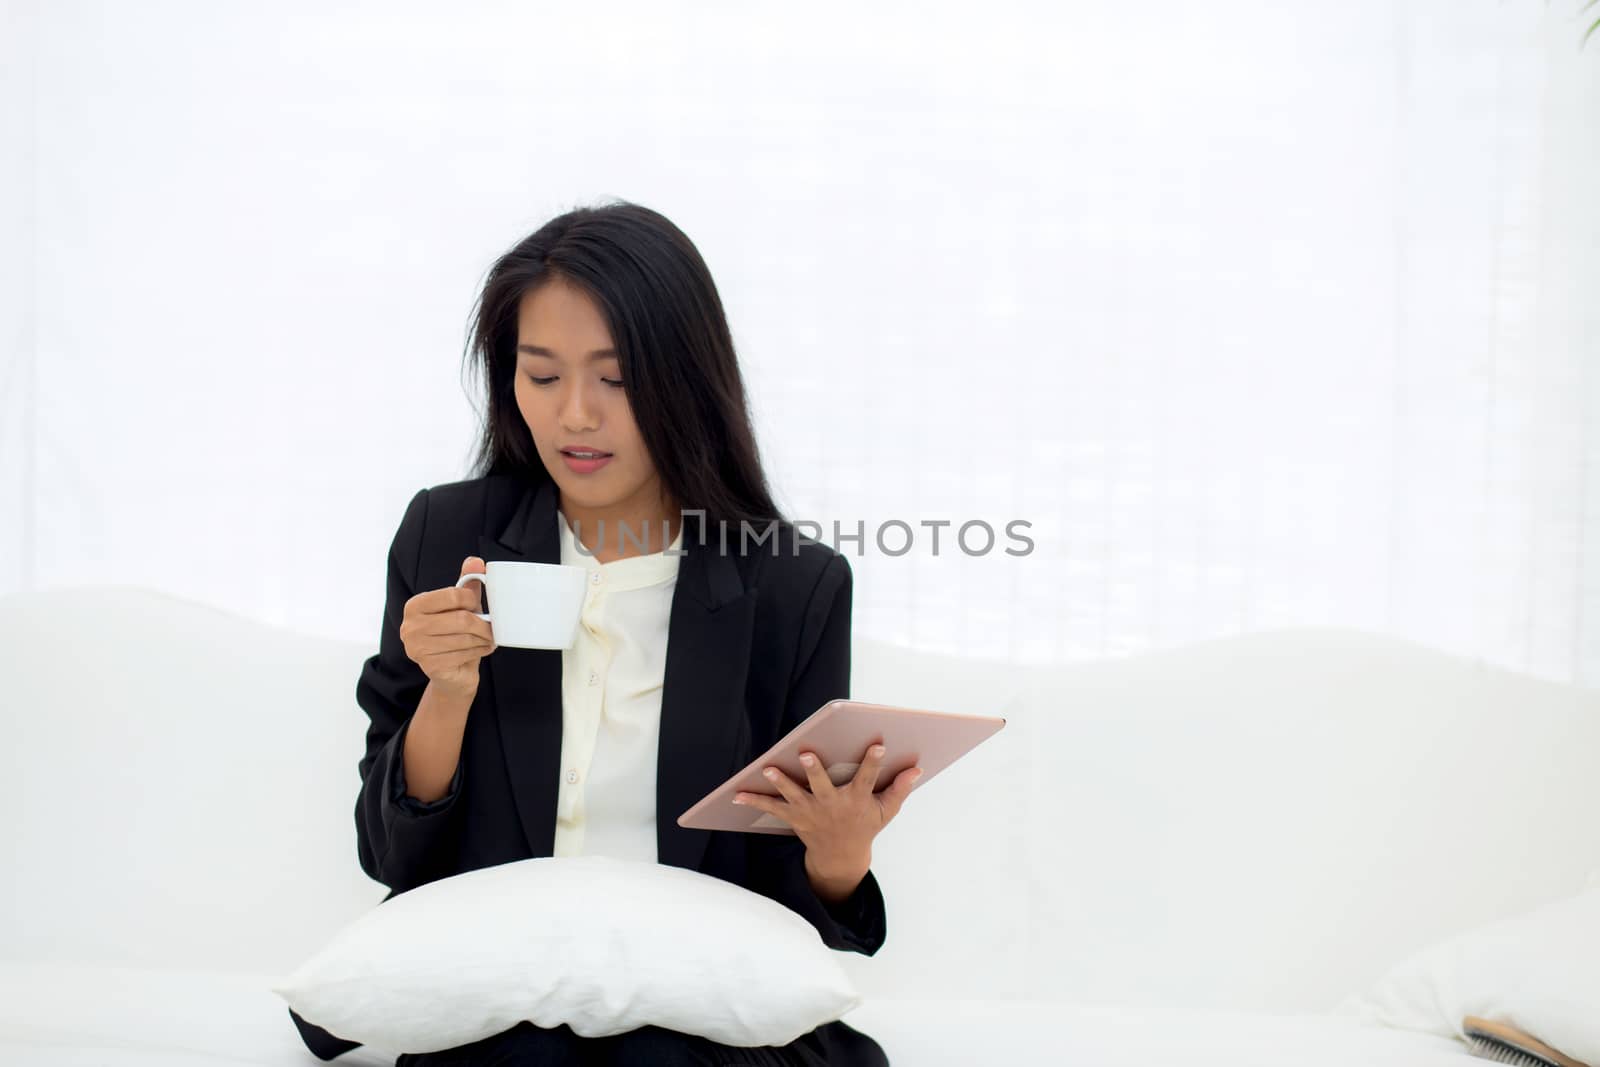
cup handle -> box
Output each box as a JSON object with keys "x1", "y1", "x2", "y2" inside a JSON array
[{"x1": 454, "y1": 573, "x2": 491, "y2": 622}]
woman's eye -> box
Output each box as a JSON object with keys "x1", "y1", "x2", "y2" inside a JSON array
[{"x1": 525, "y1": 375, "x2": 624, "y2": 388}]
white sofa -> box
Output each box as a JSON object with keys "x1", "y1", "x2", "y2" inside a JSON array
[{"x1": 3, "y1": 585, "x2": 1596, "y2": 1065}]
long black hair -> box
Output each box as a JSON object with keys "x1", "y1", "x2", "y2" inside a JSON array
[{"x1": 463, "y1": 200, "x2": 783, "y2": 530}]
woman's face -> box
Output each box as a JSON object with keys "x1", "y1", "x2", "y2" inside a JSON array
[{"x1": 513, "y1": 277, "x2": 668, "y2": 522}]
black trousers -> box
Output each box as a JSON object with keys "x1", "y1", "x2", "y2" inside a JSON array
[{"x1": 394, "y1": 1019, "x2": 885, "y2": 1067}]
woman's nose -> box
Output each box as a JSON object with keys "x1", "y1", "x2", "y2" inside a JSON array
[{"x1": 559, "y1": 382, "x2": 598, "y2": 429}]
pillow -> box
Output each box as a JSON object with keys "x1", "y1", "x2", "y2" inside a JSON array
[
  {"x1": 271, "y1": 855, "x2": 861, "y2": 1055},
  {"x1": 1335, "y1": 886, "x2": 1600, "y2": 1065}
]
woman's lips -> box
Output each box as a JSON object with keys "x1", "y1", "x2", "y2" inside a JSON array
[{"x1": 560, "y1": 449, "x2": 613, "y2": 474}]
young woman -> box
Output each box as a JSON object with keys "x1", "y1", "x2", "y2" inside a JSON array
[{"x1": 288, "y1": 202, "x2": 920, "y2": 1066}]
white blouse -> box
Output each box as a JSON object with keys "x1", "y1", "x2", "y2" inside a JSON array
[{"x1": 552, "y1": 510, "x2": 683, "y2": 863}]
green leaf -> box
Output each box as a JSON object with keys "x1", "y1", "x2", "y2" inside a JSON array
[{"x1": 1587, "y1": 16, "x2": 1600, "y2": 46}]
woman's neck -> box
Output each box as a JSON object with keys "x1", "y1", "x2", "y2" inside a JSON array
[{"x1": 559, "y1": 496, "x2": 681, "y2": 564}]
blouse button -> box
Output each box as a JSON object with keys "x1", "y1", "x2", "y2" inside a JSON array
[
  {"x1": 588, "y1": 670, "x2": 599, "y2": 686},
  {"x1": 590, "y1": 572, "x2": 602, "y2": 585},
  {"x1": 566, "y1": 769, "x2": 579, "y2": 784}
]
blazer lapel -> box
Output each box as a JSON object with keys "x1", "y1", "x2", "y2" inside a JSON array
[
  {"x1": 658, "y1": 516, "x2": 758, "y2": 874},
  {"x1": 478, "y1": 480, "x2": 564, "y2": 860},
  {"x1": 478, "y1": 479, "x2": 758, "y2": 874}
]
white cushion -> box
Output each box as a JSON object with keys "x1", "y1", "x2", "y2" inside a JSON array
[
  {"x1": 843, "y1": 998, "x2": 1477, "y2": 1067},
  {"x1": 270, "y1": 855, "x2": 861, "y2": 1055},
  {"x1": 846, "y1": 628, "x2": 1600, "y2": 1011},
  {"x1": 0, "y1": 586, "x2": 384, "y2": 974},
  {"x1": 1335, "y1": 885, "x2": 1600, "y2": 1065}
]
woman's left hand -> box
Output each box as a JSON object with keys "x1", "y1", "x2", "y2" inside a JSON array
[{"x1": 733, "y1": 742, "x2": 923, "y2": 878}]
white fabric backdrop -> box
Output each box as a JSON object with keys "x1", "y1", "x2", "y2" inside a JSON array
[{"x1": 1, "y1": 0, "x2": 1596, "y2": 684}]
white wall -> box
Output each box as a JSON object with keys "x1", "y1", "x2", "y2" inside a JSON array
[
  {"x1": 2, "y1": 0, "x2": 1597, "y2": 684},
  {"x1": 0, "y1": 0, "x2": 36, "y2": 596}
]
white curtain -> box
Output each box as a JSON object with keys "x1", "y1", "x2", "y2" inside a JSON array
[{"x1": 2, "y1": 0, "x2": 1596, "y2": 685}]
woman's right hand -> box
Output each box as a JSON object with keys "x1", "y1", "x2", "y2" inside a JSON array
[{"x1": 400, "y1": 556, "x2": 498, "y2": 698}]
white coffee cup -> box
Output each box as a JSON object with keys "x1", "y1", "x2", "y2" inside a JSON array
[{"x1": 455, "y1": 561, "x2": 589, "y2": 650}]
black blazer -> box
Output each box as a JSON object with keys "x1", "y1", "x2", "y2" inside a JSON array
[{"x1": 289, "y1": 474, "x2": 889, "y2": 1064}]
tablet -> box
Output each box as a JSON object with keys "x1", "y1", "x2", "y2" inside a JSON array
[{"x1": 676, "y1": 699, "x2": 1007, "y2": 835}]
